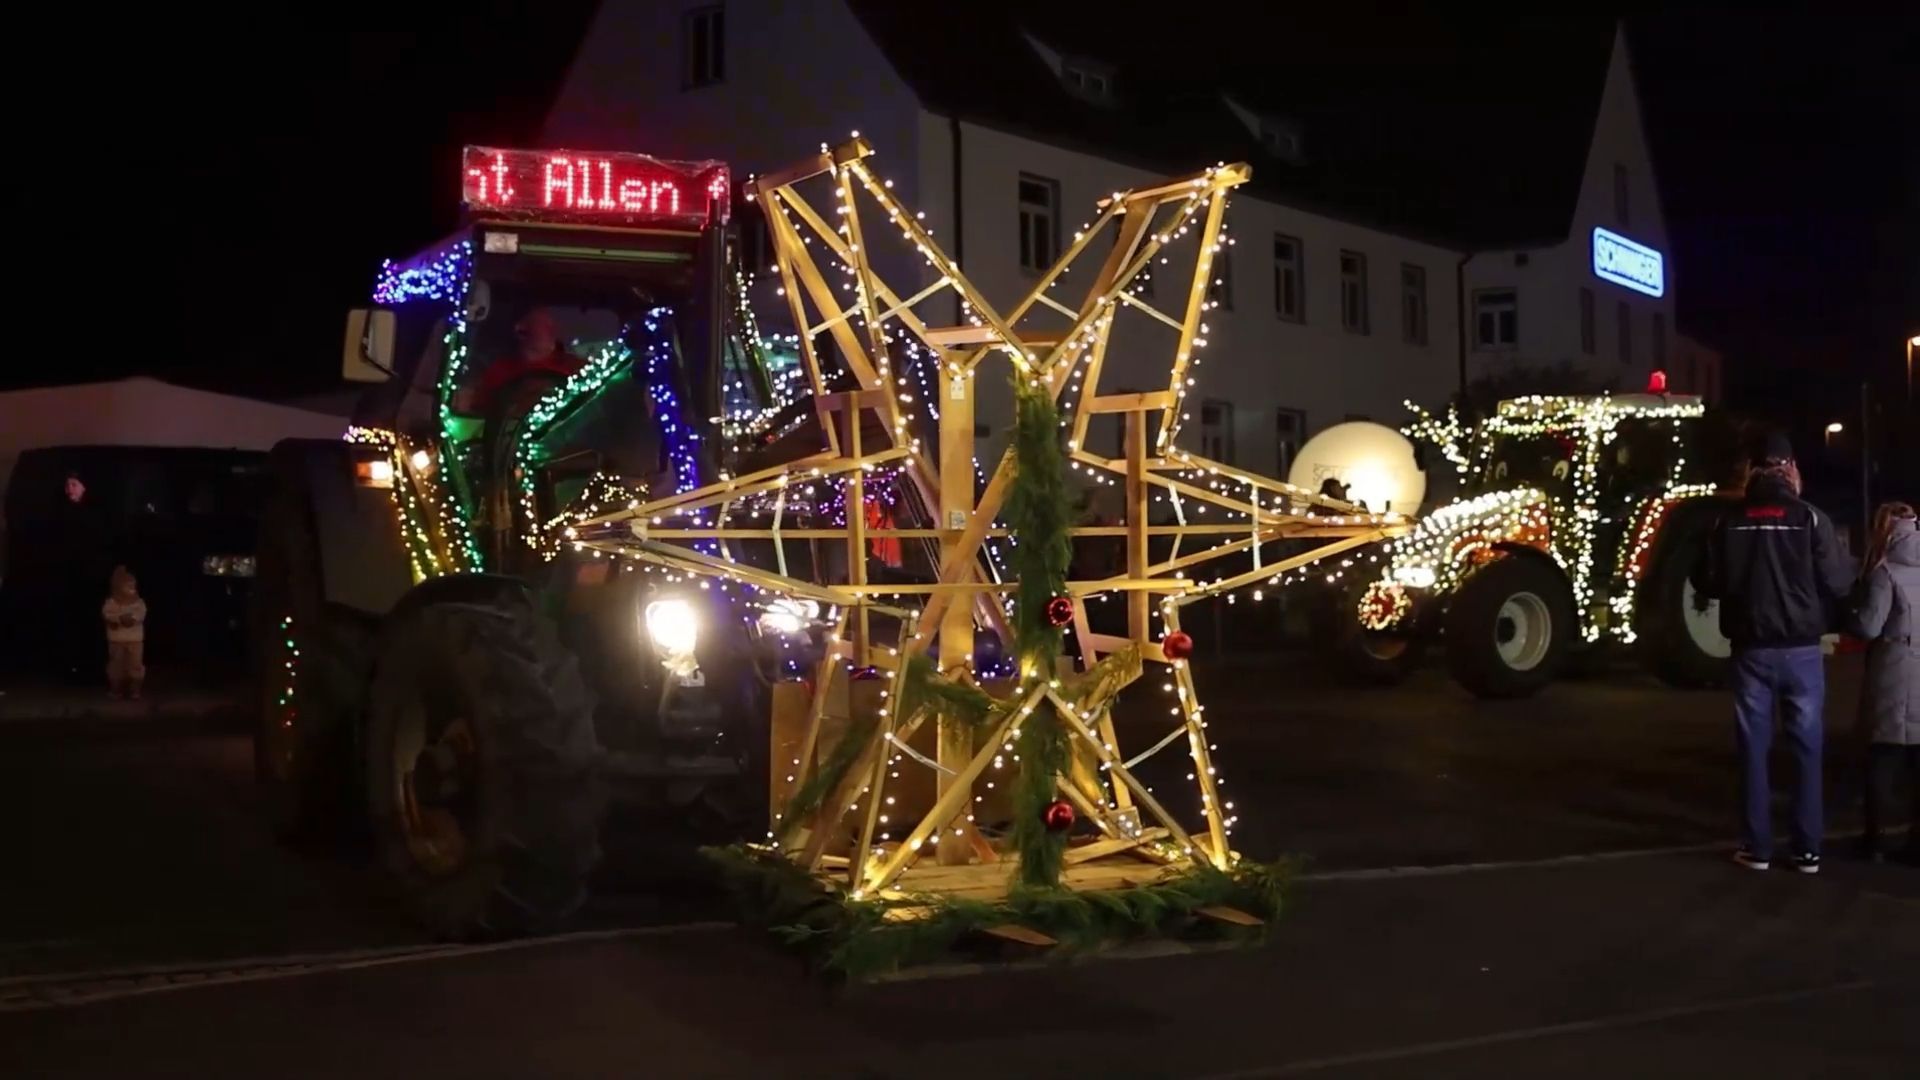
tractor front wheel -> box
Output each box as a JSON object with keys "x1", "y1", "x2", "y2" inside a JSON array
[
  {"x1": 1444, "y1": 556, "x2": 1574, "y2": 699},
  {"x1": 1315, "y1": 583, "x2": 1423, "y2": 686},
  {"x1": 366, "y1": 587, "x2": 604, "y2": 939}
]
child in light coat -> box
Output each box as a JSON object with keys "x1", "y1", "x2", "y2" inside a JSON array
[{"x1": 102, "y1": 566, "x2": 147, "y2": 700}]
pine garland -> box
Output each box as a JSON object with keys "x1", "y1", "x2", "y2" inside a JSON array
[
  {"x1": 1003, "y1": 374, "x2": 1073, "y2": 674},
  {"x1": 897, "y1": 653, "x2": 998, "y2": 730},
  {"x1": 1002, "y1": 373, "x2": 1075, "y2": 888},
  {"x1": 704, "y1": 844, "x2": 1291, "y2": 980},
  {"x1": 773, "y1": 712, "x2": 878, "y2": 846}
]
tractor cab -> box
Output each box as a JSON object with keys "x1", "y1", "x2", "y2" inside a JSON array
[{"x1": 341, "y1": 146, "x2": 768, "y2": 571}]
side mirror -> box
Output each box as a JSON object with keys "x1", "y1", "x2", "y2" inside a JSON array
[{"x1": 342, "y1": 309, "x2": 396, "y2": 383}]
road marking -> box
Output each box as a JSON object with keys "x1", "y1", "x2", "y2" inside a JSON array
[
  {"x1": 0, "y1": 921, "x2": 733, "y2": 1012},
  {"x1": 1298, "y1": 825, "x2": 1911, "y2": 883},
  {"x1": 1296, "y1": 840, "x2": 1731, "y2": 882},
  {"x1": 860, "y1": 938, "x2": 1244, "y2": 985},
  {"x1": 1192, "y1": 979, "x2": 1886, "y2": 1077}
]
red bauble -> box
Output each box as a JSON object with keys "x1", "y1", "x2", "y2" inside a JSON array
[
  {"x1": 1044, "y1": 595, "x2": 1074, "y2": 628},
  {"x1": 1042, "y1": 799, "x2": 1076, "y2": 832},
  {"x1": 1161, "y1": 630, "x2": 1194, "y2": 660}
]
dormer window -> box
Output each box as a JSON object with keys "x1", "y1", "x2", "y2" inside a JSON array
[
  {"x1": 1261, "y1": 124, "x2": 1301, "y2": 160},
  {"x1": 1223, "y1": 95, "x2": 1305, "y2": 164},
  {"x1": 1063, "y1": 62, "x2": 1114, "y2": 103},
  {"x1": 1022, "y1": 31, "x2": 1115, "y2": 106}
]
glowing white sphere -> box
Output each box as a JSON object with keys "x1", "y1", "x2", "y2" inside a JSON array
[{"x1": 1288, "y1": 422, "x2": 1427, "y2": 514}]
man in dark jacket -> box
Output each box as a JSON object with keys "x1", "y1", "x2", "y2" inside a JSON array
[{"x1": 1695, "y1": 432, "x2": 1853, "y2": 874}]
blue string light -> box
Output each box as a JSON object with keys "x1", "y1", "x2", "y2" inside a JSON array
[{"x1": 372, "y1": 240, "x2": 472, "y2": 305}]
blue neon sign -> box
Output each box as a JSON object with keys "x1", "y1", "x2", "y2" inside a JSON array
[{"x1": 1592, "y1": 227, "x2": 1665, "y2": 298}]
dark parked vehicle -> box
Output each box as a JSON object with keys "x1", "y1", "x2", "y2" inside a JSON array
[{"x1": 1, "y1": 445, "x2": 269, "y2": 683}]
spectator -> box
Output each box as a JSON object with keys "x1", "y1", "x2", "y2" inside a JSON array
[
  {"x1": 52, "y1": 472, "x2": 112, "y2": 685},
  {"x1": 102, "y1": 565, "x2": 147, "y2": 700},
  {"x1": 1695, "y1": 432, "x2": 1852, "y2": 874},
  {"x1": 1848, "y1": 501, "x2": 1918, "y2": 863}
]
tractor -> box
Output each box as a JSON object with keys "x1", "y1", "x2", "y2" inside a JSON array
[
  {"x1": 249, "y1": 146, "x2": 843, "y2": 936},
  {"x1": 1324, "y1": 389, "x2": 1738, "y2": 698}
]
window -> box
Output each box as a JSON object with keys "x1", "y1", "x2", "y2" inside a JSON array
[
  {"x1": 1275, "y1": 409, "x2": 1306, "y2": 477},
  {"x1": 1339, "y1": 250, "x2": 1368, "y2": 334},
  {"x1": 1652, "y1": 312, "x2": 1667, "y2": 368},
  {"x1": 1261, "y1": 123, "x2": 1303, "y2": 162},
  {"x1": 1579, "y1": 288, "x2": 1596, "y2": 355},
  {"x1": 1208, "y1": 246, "x2": 1233, "y2": 310},
  {"x1": 1473, "y1": 288, "x2": 1518, "y2": 349},
  {"x1": 1616, "y1": 301, "x2": 1631, "y2": 364},
  {"x1": 1400, "y1": 263, "x2": 1427, "y2": 345},
  {"x1": 1063, "y1": 63, "x2": 1113, "y2": 102},
  {"x1": 682, "y1": 6, "x2": 725, "y2": 88},
  {"x1": 1612, "y1": 163, "x2": 1629, "y2": 228},
  {"x1": 1273, "y1": 234, "x2": 1303, "y2": 322},
  {"x1": 1200, "y1": 401, "x2": 1235, "y2": 463},
  {"x1": 1017, "y1": 174, "x2": 1060, "y2": 274}
]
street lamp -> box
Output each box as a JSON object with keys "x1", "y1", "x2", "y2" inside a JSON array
[
  {"x1": 1825, "y1": 421, "x2": 1845, "y2": 434},
  {"x1": 1904, "y1": 330, "x2": 1920, "y2": 401}
]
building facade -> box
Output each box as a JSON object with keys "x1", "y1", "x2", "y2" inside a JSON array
[
  {"x1": 1461, "y1": 33, "x2": 1680, "y2": 399},
  {"x1": 544, "y1": 3, "x2": 1702, "y2": 477}
]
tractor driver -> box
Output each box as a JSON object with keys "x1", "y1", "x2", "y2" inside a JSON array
[{"x1": 460, "y1": 306, "x2": 586, "y2": 417}]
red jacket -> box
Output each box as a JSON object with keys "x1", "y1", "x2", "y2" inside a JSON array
[{"x1": 474, "y1": 349, "x2": 585, "y2": 411}]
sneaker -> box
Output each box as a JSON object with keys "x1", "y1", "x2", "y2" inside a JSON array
[
  {"x1": 1791, "y1": 852, "x2": 1821, "y2": 875},
  {"x1": 1733, "y1": 848, "x2": 1770, "y2": 871}
]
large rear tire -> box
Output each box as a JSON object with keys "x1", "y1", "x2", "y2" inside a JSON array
[
  {"x1": 366, "y1": 586, "x2": 604, "y2": 939},
  {"x1": 1444, "y1": 555, "x2": 1574, "y2": 699},
  {"x1": 251, "y1": 476, "x2": 371, "y2": 843},
  {"x1": 1637, "y1": 510, "x2": 1732, "y2": 688}
]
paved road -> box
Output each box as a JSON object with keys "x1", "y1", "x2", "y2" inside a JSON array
[
  {"x1": 3, "y1": 654, "x2": 1914, "y2": 1076},
  {"x1": 3, "y1": 854, "x2": 1913, "y2": 1077}
]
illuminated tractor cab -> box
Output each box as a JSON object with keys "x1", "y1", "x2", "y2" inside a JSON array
[
  {"x1": 250, "y1": 147, "x2": 809, "y2": 939},
  {"x1": 1333, "y1": 392, "x2": 1735, "y2": 699}
]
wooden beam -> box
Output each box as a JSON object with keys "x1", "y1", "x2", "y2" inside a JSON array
[
  {"x1": 1096, "y1": 163, "x2": 1251, "y2": 208},
  {"x1": 745, "y1": 136, "x2": 875, "y2": 196},
  {"x1": 1045, "y1": 690, "x2": 1201, "y2": 861},
  {"x1": 1163, "y1": 607, "x2": 1229, "y2": 868},
  {"x1": 1126, "y1": 409, "x2": 1149, "y2": 641},
  {"x1": 936, "y1": 367, "x2": 976, "y2": 866},
  {"x1": 919, "y1": 326, "x2": 1065, "y2": 349},
  {"x1": 1086, "y1": 391, "x2": 1176, "y2": 414},
  {"x1": 863, "y1": 685, "x2": 1038, "y2": 896},
  {"x1": 1159, "y1": 187, "x2": 1229, "y2": 451}
]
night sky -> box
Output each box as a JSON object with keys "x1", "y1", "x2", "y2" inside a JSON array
[{"x1": 26, "y1": 8, "x2": 1915, "y2": 459}]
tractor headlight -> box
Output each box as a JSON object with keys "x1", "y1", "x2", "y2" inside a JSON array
[
  {"x1": 644, "y1": 599, "x2": 700, "y2": 659},
  {"x1": 1392, "y1": 564, "x2": 1437, "y2": 589},
  {"x1": 756, "y1": 597, "x2": 820, "y2": 637}
]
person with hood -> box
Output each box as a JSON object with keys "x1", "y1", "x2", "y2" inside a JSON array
[
  {"x1": 1695, "y1": 432, "x2": 1853, "y2": 874},
  {"x1": 1849, "y1": 501, "x2": 1919, "y2": 863}
]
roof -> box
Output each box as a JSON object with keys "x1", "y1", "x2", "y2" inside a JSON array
[{"x1": 847, "y1": 2, "x2": 1616, "y2": 249}]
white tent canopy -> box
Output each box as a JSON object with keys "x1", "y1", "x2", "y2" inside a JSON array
[{"x1": 0, "y1": 377, "x2": 348, "y2": 533}]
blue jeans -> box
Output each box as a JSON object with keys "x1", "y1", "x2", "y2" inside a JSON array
[{"x1": 1731, "y1": 646, "x2": 1826, "y2": 859}]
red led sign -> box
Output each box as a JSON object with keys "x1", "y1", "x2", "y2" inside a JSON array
[{"x1": 462, "y1": 146, "x2": 731, "y2": 227}]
